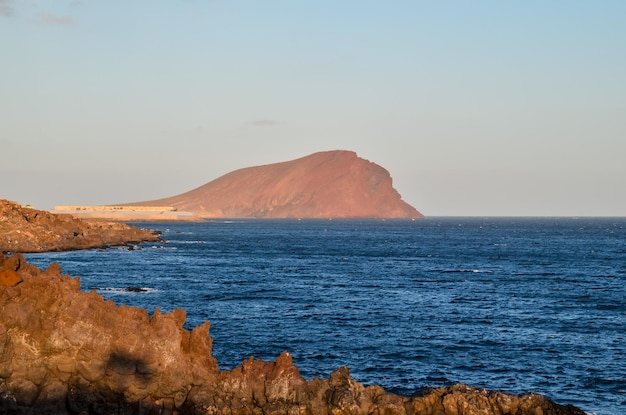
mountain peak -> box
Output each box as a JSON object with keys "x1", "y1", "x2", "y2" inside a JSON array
[{"x1": 131, "y1": 151, "x2": 423, "y2": 219}]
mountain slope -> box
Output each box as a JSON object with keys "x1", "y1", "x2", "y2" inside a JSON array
[{"x1": 131, "y1": 150, "x2": 423, "y2": 219}]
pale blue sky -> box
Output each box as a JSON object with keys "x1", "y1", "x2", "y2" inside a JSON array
[{"x1": 1, "y1": 1, "x2": 625, "y2": 216}]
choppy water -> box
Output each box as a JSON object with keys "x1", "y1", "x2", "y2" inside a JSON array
[{"x1": 25, "y1": 218, "x2": 626, "y2": 414}]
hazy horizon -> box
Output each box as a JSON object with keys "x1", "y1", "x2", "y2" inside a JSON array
[{"x1": 2, "y1": 1, "x2": 625, "y2": 217}]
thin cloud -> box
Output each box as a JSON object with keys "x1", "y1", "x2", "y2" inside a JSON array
[
  {"x1": 247, "y1": 119, "x2": 283, "y2": 127},
  {"x1": 38, "y1": 12, "x2": 76, "y2": 25},
  {"x1": 0, "y1": 0, "x2": 15, "y2": 17}
]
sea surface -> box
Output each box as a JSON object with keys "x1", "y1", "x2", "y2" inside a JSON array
[{"x1": 25, "y1": 218, "x2": 626, "y2": 415}]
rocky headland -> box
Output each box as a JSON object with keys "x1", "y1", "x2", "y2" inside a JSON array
[
  {"x1": 0, "y1": 252, "x2": 586, "y2": 415},
  {"x1": 128, "y1": 150, "x2": 423, "y2": 219},
  {"x1": 0, "y1": 200, "x2": 160, "y2": 253}
]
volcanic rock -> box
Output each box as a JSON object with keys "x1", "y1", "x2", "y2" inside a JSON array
[
  {"x1": 0, "y1": 200, "x2": 160, "y2": 253},
  {"x1": 0, "y1": 253, "x2": 586, "y2": 415},
  {"x1": 129, "y1": 150, "x2": 423, "y2": 219}
]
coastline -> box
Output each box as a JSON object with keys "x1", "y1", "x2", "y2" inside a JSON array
[
  {"x1": 0, "y1": 200, "x2": 161, "y2": 253},
  {"x1": 50, "y1": 209, "x2": 200, "y2": 222},
  {"x1": 0, "y1": 201, "x2": 595, "y2": 413},
  {"x1": 0, "y1": 252, "x2": 587, "y2": 415}
]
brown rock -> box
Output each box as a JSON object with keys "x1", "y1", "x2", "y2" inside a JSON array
[
  {"x1": 0, "y1": 254, "x2": 587, "y2": 415},
  {"x1": 129, "y1": 150, "x2": 424, "y2": 219},
  {"x1": 0, "y1": 199, "x2": 160, "y2": 253},
  {"x1": 0, "y1": 270, "x2": 21, "y2": 287}
]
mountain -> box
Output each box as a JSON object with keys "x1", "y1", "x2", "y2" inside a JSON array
[{"x1": 130, "y1": 150, "x2": 423, "y2": 219}]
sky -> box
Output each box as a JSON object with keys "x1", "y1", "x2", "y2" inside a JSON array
[{"x1": 1, "y1": 1, "x2": 625, "y2": 216}]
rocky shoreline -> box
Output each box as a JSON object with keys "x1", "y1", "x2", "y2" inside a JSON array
[
  {"x1": 0, "y1": 200, "x2": 160, "y2": 253},
  {"x1": 0, "y1": 253, "x2": 586, "y2": 415},
  {"x1": 0, "y1": 199, "x2": 587, "y2": 414}
]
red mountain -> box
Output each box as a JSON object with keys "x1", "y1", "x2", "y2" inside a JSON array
[{"x1": 131, "y1": 150, "x2": 423, "y2": 219}]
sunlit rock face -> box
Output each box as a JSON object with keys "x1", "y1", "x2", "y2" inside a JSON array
[
  {"x1": 0, "y1": 200, "x2": 160, "y2": 253},
  {"x1": 130, "y1": 150, "x2": 424, "y2": 219},
  {"x1": 0, "y1": 254, "x2": 587, "y2": 415},
  {"x1": 0, "y1": 253, "x2": 217, "y2": 414}
]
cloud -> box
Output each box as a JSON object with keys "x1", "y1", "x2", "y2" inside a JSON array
[
  {"x1": 0, "y1": 0, "x2": 15, "y2": 17},
  {"x1": 38, "y1": 12, "x2": 76, "y2": 25},
  {"x1": 246, "y1": 119, "x2": 283, "y2": 127}
]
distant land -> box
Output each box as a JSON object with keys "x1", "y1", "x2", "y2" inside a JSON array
[
  {"x1": 52, "y1": 205, "x2": 198, "y2": 222},
  {"x1": 128, "y1": 150, "x2": 423, "y2": 219},
  {"x1": 0, "y1": 199, "x2": 159, "y2": 253}
]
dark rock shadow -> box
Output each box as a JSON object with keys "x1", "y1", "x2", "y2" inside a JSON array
[
  {"x1": 0, "y1": 351, "x2": 166, "y2": 415},
  {"x1": 106, "y1": 352, "x2": 156, "y2": 386}
]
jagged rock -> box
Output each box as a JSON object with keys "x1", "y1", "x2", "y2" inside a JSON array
[
  {"x1": 129, "y1": 150, "x2": 423, "y2": 219},
  {"x1": 0, "y1": 253, "x2": 587, "y2": 415},
  {"x1": 0, "y1": 200, "x2": 160, "y2": 253}
]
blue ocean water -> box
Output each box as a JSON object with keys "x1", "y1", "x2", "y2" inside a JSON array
[{"x1": 25, "y1": 218, "x2": 625, "y2": 415}]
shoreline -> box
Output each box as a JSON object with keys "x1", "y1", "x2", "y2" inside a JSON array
[
  {"x1": 0, "y1": 200, "x2": 161, "y2": 253},
  {"x1": 50, "y1": 209, "x2": 200, "y2": 222},
  {"x1": 0, "y1": 252, "x2": 587, "y2": 415}
]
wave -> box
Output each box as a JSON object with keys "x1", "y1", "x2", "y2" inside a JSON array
[{"x1": 171, "y1": 240, "x2": 206, "y2": 244}]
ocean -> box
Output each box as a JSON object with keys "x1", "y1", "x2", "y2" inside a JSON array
[{"x1": 25, "y1": 218, "x2": 626, "y2": 415}]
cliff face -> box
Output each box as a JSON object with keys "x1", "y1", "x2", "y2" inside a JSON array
[
  {"x1": 0, "y1": 200, "x2": 160, "y2": 253},
  {"x1": 131, "y1": 150, "x2": 423, "y2": 219},
  {"x1": 0, "y1": 253, "x2": 586, "y2": 415}
]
